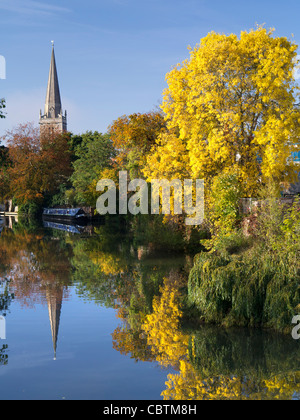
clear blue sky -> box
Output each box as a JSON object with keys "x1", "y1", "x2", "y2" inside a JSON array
[{"x1": 1, "y1": 0, "x2": 300, "y2": 137}]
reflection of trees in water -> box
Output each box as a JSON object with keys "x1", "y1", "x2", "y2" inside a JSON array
[
  {"x1": 162, "y1": 360, "x2": 300, "y2": 400},
  {"x1": 140, "y1": 278, "x2": 300, "y2": 400},
  {"x1": 162, "y1": 361, "x2": 300, "y2": 400},
  {"x1": 70, "y1": 236, "x2": 125, "y2": 307},
  {"x1": 0, "y1": 226, "x2": 75, "y2": 362},
  {"x1": 0, "y1": 344, "x2": 8, "y2": 366},
  {"x1": 70, "y1": 226, "x2": 190, "y2": 307},
  {"x1": 0, "y1": 228, "x2": 72, "y2": 307},
  {"x1": 1, "y1": 222, "x2": 298, "y2": 399},
  {"x1": 68, "y1": 226, "x2": 300, "y2": 399},
  {"x1": 189, "y1": 327, "x2": 300, "y2": 379},
  {"x1": 68, "y1": 225, "x2": 192, "y2": 364},
  {"x1": 67, "y1": 223, "x2": 300, "y2": 400},
  {"x1": 0, "y1": 279, "x2": 14, "y2": 315}
]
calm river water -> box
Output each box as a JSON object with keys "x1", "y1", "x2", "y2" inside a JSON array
[{"x1": 0, "y1": 216, "x2": 299, "y2": 400}]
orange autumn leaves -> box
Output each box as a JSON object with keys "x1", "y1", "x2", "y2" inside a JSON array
[
  {"x1": 108, "y1": 111, "x2": 166, "y2": 179},
  {"x1": 2, "y1": 123, "x2": 72, "y2": 204}
]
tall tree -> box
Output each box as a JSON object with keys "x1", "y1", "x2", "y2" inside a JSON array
[
  {"x1": 144, "y1": 27, "x2": 300, "y2": 196},
  {"x1": 4, "y1": 123, "x2": 72, "y2": 205}
]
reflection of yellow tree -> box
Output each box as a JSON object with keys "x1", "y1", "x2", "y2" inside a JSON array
[
  {"x1": 141, "y1": 274, "x2": 300, "y2": 400},
  {"x1": 112, "y1": 324, "x2": 155, "y2": 363},
  {"x1": 163, "y1": 365, "x2": 300, "y2": 400},
  {"x1": 112, "y1": 266, "x2": 189, "y2": 364},
  {"x1": 262, "y1": 372, "x2": 300, "y2": 400},
  {"x1": 90, "y1": 251, "x2": 127, "y2": 276},
  {"x1": 142, "y1": 277, "x2": 189, "y2": 369},
  {"x1": 163, "y1": 360, "x2": 255, "y2": 400}
]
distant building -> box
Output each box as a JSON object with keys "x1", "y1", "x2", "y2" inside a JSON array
[
  {"x1": 282, "y1": 147, "x2": 300, "y2": 196},
  {"x1": 39, "y1": 42, "x2": 67, "y2": 136}
]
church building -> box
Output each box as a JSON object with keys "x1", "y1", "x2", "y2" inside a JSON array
[{"x1": 39, "y1": 42, "x2": 67, "y2": 136}]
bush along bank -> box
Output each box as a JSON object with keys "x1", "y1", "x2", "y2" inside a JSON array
[{"x1": 187, "y1": 194, "x2": 300, "y2": 333}]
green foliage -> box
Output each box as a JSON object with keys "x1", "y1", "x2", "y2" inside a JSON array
[
  {"x1": 0, "y1": 145, "x2": 11, "y2": 200},
  {"x1": 255, "y1": 184, "x2": 300, "y2": 257},
  {"x1": 131, "y1": 213, "x2": 206, "y2": 253},
  {"x1": 204, "y1": 170, "x2": 243, "y2": 251},
  {"x1": 0, "y1": 145, "x2": 10, "y2": 166},
  {"x1": 189, "y1": 327, "x2": 300, "y2": 379},
  {"x1": 188, "y1": 247, "x2": 300, "y2": 331},
  {"x1": 188, "y1": 177, "x2": 300, "y2": 332},
  {"x1": 67, "y1": 133, "x2": 84, "y2": 162},
  {"x1": 47, "y1": 183, "x2": 76, "y2": 208},
  {"x1": 279, "y1": 196, "x2": 300, "y2": 256},
  {"x1": 64, "y1": 188, "x2": 76, "y2": 207},
  {"x1": 18, "y1": 201, "x2": 42, "y2": 217},
  {"x1": 70, "y1": 131, "x2": 116, "y2": 205},
  {"x1": 255, "y1": 181, "x2": 284, "y2": 250}
]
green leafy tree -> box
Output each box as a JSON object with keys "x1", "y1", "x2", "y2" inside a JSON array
[
  {"x1": 67, "y1": 133, "x2": 84, "y2": 162},
  {"x1": 70, "y1": 131, "x2": 116, "y2": 205},
  {"x1": 204, "y1": 169, "x2": 242, "y2": 251}
]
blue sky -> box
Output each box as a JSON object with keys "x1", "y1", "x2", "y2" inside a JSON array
[{"x1": 1, "y1": 0, "x2": 300, "y2": 137}]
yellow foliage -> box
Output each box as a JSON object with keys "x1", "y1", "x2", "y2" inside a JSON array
[
  {"x1": 162, "y1": 361, "x2": 251, "y2": 400},
  {"x1": 90, "y1": 250, "x2": 127, "y2": 276},
  {"x1": 162, "y1": 361, "x2": 300, "y2": 400},
  {"x1": 145, "y1": 26, "x2": 300, "y2": 196},
  {"x1": 141, "y1": 278, "x2": 189, "y2": 368}
]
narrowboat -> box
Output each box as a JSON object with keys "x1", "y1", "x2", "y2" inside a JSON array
[{"x1": 42, "y1": 207, "x2": 88, "y2": 223}]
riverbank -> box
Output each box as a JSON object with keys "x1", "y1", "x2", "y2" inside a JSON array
[
  {"x1": 187, "y1": 242, "x2": 299, "y2": 333},
  {"x1": 185, "y1": 194, "x2": 300, "y2": 334}
]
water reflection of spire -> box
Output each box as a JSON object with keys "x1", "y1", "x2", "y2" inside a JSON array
[{"x1": 46, "y1": 286, "x2": 63, "y2": 360}]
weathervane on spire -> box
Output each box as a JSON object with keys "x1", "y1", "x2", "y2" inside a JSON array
[{"x1": 51, "y1": 40, "x2": 54, "y2": 47}]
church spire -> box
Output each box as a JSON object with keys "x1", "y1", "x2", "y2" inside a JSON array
[
  {"x1": 44, "y1": 42, "x2": 62, "y2": 119},
  {"x1": 46, "y1": 285, "x2": 63, "y2": 360},
  {"x1": 39, "y1": 42, "x2": 67, "y2": 135}
]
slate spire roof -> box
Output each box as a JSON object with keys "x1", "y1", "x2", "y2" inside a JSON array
[
  {"x1": 44, "y1": 43, "x2": 62, "y2": 119},
  {"x1": 39, "y1": 41, "x2": 67, "y2": 133}
]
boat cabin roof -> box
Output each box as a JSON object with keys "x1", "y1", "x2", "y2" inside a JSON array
[{"x1": 43, "y1": 208, "x2": 85, "y2": 216}]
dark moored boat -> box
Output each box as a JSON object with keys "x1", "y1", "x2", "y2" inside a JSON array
[{"x1": 42, "y1": 208, "x2": 87, "y2": 224}]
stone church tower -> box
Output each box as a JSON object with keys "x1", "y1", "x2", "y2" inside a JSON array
[{"x1": 39, "y1": 42, "x2": 67, "y2": 136}]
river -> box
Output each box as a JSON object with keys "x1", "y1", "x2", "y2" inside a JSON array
[{"x1": 0, "y1": 216, "x2": 299, "y2": 400}]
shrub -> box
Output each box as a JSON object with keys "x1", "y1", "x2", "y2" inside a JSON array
[{"x1": 188, "y1": 247, "x2": 300, "y2": 331}]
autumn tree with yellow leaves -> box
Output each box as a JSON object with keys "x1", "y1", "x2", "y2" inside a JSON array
[
  {"x1": 109, "y1": 111, "x2": 166, "y2": 179},
  {"x1": 144, "y1": 26, "x2": 300, "y2": 197}
]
